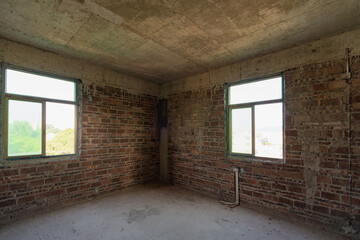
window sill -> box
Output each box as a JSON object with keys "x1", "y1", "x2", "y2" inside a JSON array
[
  {"x1": 226, "y1": 154, "x2": 284, "y2": 164},
  {"x1": 1, "y1": 154, "x2": 80, "y2": 166}
]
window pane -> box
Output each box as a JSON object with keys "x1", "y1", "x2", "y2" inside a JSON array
[
  {"x1": 6, "y1": 69, "x2": 75, "y2": 101},
  {"x1": 8, "y1": 100, "x2": 42, "y2": 157},
  {"x1": 231, "y1": 108, "x2": 252, "y2": 154},
  {"x1": 229, "y1": 77, "x2": 282, "y2": 105},
  {"x1": 255, "y1": 103, "x2": 283, "y2": 159},
  {"x1": 46, "y1": 102, "x2": 75, "y2": 156}
]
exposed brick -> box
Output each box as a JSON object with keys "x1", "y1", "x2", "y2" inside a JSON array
[
  {"x1": 0, "y1": 200, "x2": 16, "y2": 208},
  {"x1": 67, "y1": 186, "x2": 78, "y2": 193},
  {"x1": 321, "y1": 192, "x2": 340, "y2": 202},
  {"x1": 3, "y1": 169, "x2": 19, "y2": 177},
  {"x1": 272, "y1": 183, "x2": 286, "y2": 191},
  {"x1": 17, "y1": 196, "x2": 35, "y2": 204},
  {"x1": 10, "y1": 183, "x2": 27, "y2": 190},
  {"x1": 167, "y1": 58, "x2": 359, "y2": 232},
  {"x1": 0, "y1": 83, "x2": 159, "y2": 224},
  {"x1": 328, "y1": 80, "x2": 347, "y2": 90},
  {"x1": 45, "y1": 178, "x2": 59, "y2": 184},
  {"x1": 37, "y1": 165, "x2": 53, "y2": 173},
  {"x1": 20, "y1": 167, "x2": 36, "y2": 174},
  {"x1": 1, "y1": 51, "x2": 359, "y2": 233},
  {"x1": 331, "y1": 209, "x2": 348, "y2": 218},
  {"x1": 317, "y1": 176, "x2": 331, "y2": 184},
  {"x1": 294, "y1": 201, "x2": 306, "y2": 208},
  {"x1": 28, "y1": 180, "x2": 44, "y2": 187},
  {"x1": 312, "y1": 83, "x2": 326, "y2": 91},
  {"x1": 287, "y1": 185, "x2": 303, "y2": 194},
  {"x1": 313, "y1": 205, "x2": 329, "y2": 214},
  {"x1": 67, "y1": 163, "x2": 80, "y2": 169},
  {"x1": 320, "y1": 98, "x2": 340, "y2": 106},
  {"x1": 279, "y1": 197, "x2": 293, "y2": 206},
  {"x1": 286, "y1": 130, "x2": 298, "y2": 137}
]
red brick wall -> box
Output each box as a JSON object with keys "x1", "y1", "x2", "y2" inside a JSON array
[
  {"x1": 168, "y1": 56, "x2": 360, "y2": 231},
  {"x1": 0, "y1": 83, "x2": 159, "y2": 223},
  {"x1": 352, "y1": 55, "x2": 360, "y2": 227}
]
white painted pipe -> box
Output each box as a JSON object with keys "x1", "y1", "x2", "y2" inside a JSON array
[
  {"x1": 220, "y1": 167, "x2": 239, "y2": 208},
  {"x1": 234, "y1": 167, "x2": 239, "y2": 206}
]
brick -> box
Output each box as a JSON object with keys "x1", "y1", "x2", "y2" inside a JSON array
[
  {"x1": 10, "y1": 182, "x2": 27, "y2": 190},
  {"x1": 91, "y1": 182, "x2": 101, "y2": 188},
  {"x1": 68, "y1": 163, "x2": 80, "y2": 169},
  {"x1": 2, "y1": 56, "x2": 359, "y2": 231},
  {"x1": 0, "y1": 184, "x2": 9, "y2": 192},
  {"x1": 45, "y1": 178, "x2": 59, "y2": 184},
  {"x1": 61, "y1": 175, "x2": 73, "y2": 181},
  {"x1": 37, "y1": 165, "x2": 53, "y2": 173},
  {"x1": 3, "y1": 169, "x2": 19, "y2": 177},
  {"x1": 165, "y1": 58, "x2": 360, "y2": 231},
  {"x1": 286, "y1": 130, "x2": 298, "y2": 137},
  {"x1": 330, "y1": 209, "x2": 348, "y2": 218},
  {"x1": 321, "y1": 192, "x2": 340, "y2": 202},
  {"x1": 67, "y1": 186, "x2": 78, "y2": 193},
  {"x1": 313, "y1": 205, "x2": 329, "y2": 214},
  {"x1": 272, "y1": 183, "x2": 286, "y2": 191},
  {"x1": 328, "y1": 80, "x2": 347, "y2": 90},
  {"x1": 29, "y1": 180, "x2": 44, "y2": 187},
  {"x1": 312, "y1": 84, "x2": 325, "y2": 91},
  {"x1": 246, "y1": 178, "x2": 259, "y2": 186},
  {"x1": 49, "y1": 189, "x2": 65, "y2": 196},
  {"x1": 279, "y1": 197, "x2": 293, "y2": 206},
  {"x1": 294, "y1": 201, "x2": 306, "y2": 208},
  {"x1": 320, "y1": 98, "x2": 340, "y2": 106},
  {"x1": 287, "y1": 185, "x2": 303, "y2": 194},
  {"x1": 317, "y1": 176, "x2": 331, "y2": 184},
  {"x1": 332, "y1": 178, "x2": 348, "y2": 186},
  {"x1": 0, "y1": 199, "x2": 16, "y2": 208},
  {"x1": 1, "y1": 83, "x2": 159, "y2": 223},
  {"x1": 17, "y1": 196, "x2": 35, "y2": 204},
  {"x1": 20, "y1": 167, "x2": 36, "y2": 174}
]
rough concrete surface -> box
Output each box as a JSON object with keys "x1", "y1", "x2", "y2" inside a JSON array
[
  {"x1": 0, "y1": 37, "x2": 160, "y2": 96},
  {"x1": 160, "y1": 128, "x2": 169, "y2": 182},
  {"x1": 0, "y1": 0, "x2": 359, "y2": 82},
  {"x1": 160, "y1": 28, "x2": 360, "y2": 96},
  {"x1": 0, "y1": 183, "x2": 348, "y2": 240}
]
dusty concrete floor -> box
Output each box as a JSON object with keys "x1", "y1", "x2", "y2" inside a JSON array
[{"x1": 0, "y1": 183, "x2": 348, "y2": 240}]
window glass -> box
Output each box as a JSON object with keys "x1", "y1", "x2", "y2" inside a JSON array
[
  {"x1": 229, "y1": 77, "x2": 282, "y2": 105},
  {"x1": 4, "y1": 66, "x2": 78, "y2": 159},
  {"x1": 8, "y1": 100, "x2": 42, "y2": 156},
  {"x1": 228, "y1": 76, "x2": 283, "y2": 160},
  {"x1": 6, "y1": 69, "x2": 75, "y2": 101},
  {"x1": 255, "y1": 103, "x2": 283, "y2": 159},
  {"x1": 46, "y1": 102, "x2": 75, "y2": 156},
  {"x1": 231, "y1": 108, "x2": 252, "y2": 154}
]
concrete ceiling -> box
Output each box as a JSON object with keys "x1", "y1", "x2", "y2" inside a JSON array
[{"x1": 0, "y1": 0, "x2": 359, "y2": 83}]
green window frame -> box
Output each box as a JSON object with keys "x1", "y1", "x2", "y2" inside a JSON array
[
  {"x1": 227, "y1": 75, "x2": 284, "y2": 161},
  {"x1": 2, "y1": 64, "x2": 80, "y2": 160}
]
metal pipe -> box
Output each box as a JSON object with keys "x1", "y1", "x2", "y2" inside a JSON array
[
  {"x1": 234, "y1": 167, "x2": 239, "y2": 206},
  {"x1": 220, "y1": 167, "x2": 239, "y2": 208}
]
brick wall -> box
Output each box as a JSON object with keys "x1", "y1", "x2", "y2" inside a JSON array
[
  {"x1": 0, "y1": 83, "x2": 159, "y2": 223},
  {"x1": 167, "y1": 56, "x2": 360, "y2": 231}
]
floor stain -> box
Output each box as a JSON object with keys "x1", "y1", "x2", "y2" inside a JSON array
[
  {"x1": 183, "y1": 197, "x2": 196, "y2": 203},
  {"x1": 127, "y1": 207, "x2": 160, "y2": 224},
  {"x1": 221, "y1": 218, "x2": 230, "y2": 222}
]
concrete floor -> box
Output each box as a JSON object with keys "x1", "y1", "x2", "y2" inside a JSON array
[{"x1": 0, "y1": 183, "x2": 347, "y2": 240}]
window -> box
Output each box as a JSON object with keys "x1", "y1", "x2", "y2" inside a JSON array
[
  {"x1": 3, "y1": 66, "x2": 78, "y2": 159},
  {"x1": 227, "y1": 76, "x2": 284, "y2": 160}
]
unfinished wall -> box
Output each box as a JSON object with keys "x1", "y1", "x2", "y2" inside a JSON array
[
  {"x1": 163, "y1": 29, "x2": 360, "y2": 232},
  {"x1": 0, "y1": 38, "x2": 160, "y2": 223}
]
